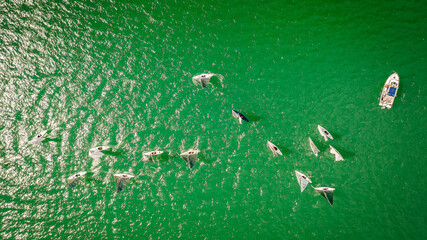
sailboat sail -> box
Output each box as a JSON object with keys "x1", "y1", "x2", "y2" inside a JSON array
[
  {"x1": 329, "y1": 145, "x2": 344, "y2": 161},
  {"x1": 114, "y1": 174, "x2": 134, "y2": 192},
  {"x1": 267, "y1": 141, "x2": 282, "y2": 157},
  {"x1": 295, "y1": 171, "x2": 312, "y2": 192},
  {"x1": 317, "y1": 125, "x2": 333, "y2": 141},
  {"x1": 180, "y1": 150, "x2": 200, "y2": 168},
  {"x1": 67, "y1": 172, "x2": 87, "y2": 187},
  {"x1": 308, "y1": 137, "x2": 320, "y2": 156},
  {"x1": 143, "y1": 151, "x2": 164, "y2": 162},
  {"x1": 232, "y1": 110, "x2": 249, "y2": 124},
  {"x1": 28, "y1": 130, "x2": 48, "y2": 144},
  {"x1": 315, "y1": 187, "x2": 335, "y2": 206}
]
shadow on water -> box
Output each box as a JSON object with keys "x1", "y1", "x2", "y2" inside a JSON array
[
  {"x1": 84, "y1": 173, "x2": 105, "y2": 184},
  {"x1": 140, "y1": 152, "x2": 172, "y2": 164},
  {"x1": 246, "y1": 113, "x2": 262, "y2": 122},
  {"x1": 330, "y1": 131, "x2": 343, "y2": 140},
  {"x1": 210, "y1": 77, "x2": 224, "y2": 88},
  {"x1": 314, "y1": 142, "x2": 329, "y2": 152},
  {"x1": 276, "y1": 144, "x2": 292, "y2": 154},
  {"x1": 157, "y1": 153, "x2": 171, "y2": 163},
  {"x1": 44, "y1": 137, "x2": 61, "y2": 143},
  {"x1": 199, "y1": 151, "x2": 214, "y2": 164},
  {"x1": 334, "y1": 147, "x2": 356, "y2": 159},
  {"x1": 103, "y1": 149, "x2": 122, "y2": 157}
]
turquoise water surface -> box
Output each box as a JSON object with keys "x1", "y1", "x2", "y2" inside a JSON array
[{"x1": 0, "y1": 0, "x2": 426, "y2": 239}]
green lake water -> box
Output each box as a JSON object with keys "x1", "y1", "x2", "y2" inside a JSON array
[{"x1": 0, "y1": 0, "x2": 426, "y2": 239}]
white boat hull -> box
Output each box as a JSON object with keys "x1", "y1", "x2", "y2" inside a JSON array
[
  {"x1": 28, "y1": 130, "x2": 48, "y2": 144},
  {"x1": 295, "y1": 171, "x2": 312, "y2": 192},
  {"x1": 114, "y1": 174, "x2": 134, "y2": 192},
  {"x1": 180, "y1": 149, "x2": 200, "y2": 168},
  {"x1": 315, "y1": 187, "x2": 335, "y2": 206},
  {"x1": 143, "y1": 151, "x2": 164, "y2": 156},
  {"x1": 267, "y1": 141, "x2": 282, "y2": 157},
  {"x1": 329, "y1": 145, "x2": 344, "y2": 161},
  {"x1": 379, "y1": 72, "x2": 399, "y2": 109},
  {"x1": 192, "y1": 73, "x2": 215, "y2": 88},
  {"x1": 308, "y1": 137, "x2": 320, "y2": 156},
  {"x1": 317, "y1": 125, "x2": 333, "y2": 141},
  {"x1": 90, "y1": 146, "x2": 110, "y2": 152}
]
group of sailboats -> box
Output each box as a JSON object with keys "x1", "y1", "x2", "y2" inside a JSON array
[
  {"x1": 263, "y1": 126, "x2": 339, "y2": 206},
  {"x1": 295, "y1": 171, "x2": 335, "y2": 206},
  {"x1": 308, "y1": 125, "x2": 344, "y2": 161},
  {"x1": 23, "y1": 72, "x2": 400, "y2": 199},
  {"x1": 66, "y1": 147, "x2": 203, "y2": 192},
  {"x1": 295, "y1": 125, "x2": 340, "y2": 206},
  {"x1": 28, "y1": 128, "x2": 204, "y2": 192},
  {"x1": 67, "y1": 171, "x2": 135, "y2": 193}
]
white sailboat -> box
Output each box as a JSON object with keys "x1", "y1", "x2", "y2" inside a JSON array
[
  {"x1": 89, "y1": 146, "x2": 111, "y2": 158},
  {"x1": 317, "y1": 125, "x2": 333, "y2": 141},
  {"x1": 28, "y1": 130, "x2": 48, "y2": 144},
  {"x1": 308, "y1": 137, "x2": 320, "y2": 156},
  {"x1": 315, "y1": 186, "x2": 335, "y2": 206},
  {"x1": 295, "y1": 171, "x2": 312, "y2": 192},
  {"x1": 114, "y1": 174, "x2": 134, "y2": 193},
  {"x1": 329, "y1": 145, "x2": 344, "y2": 161},
  {"x1": 67, "y1": 172, "x2": 87, "y2": 187},
  {"x1": 180, "y1": 149, "x2": 200, "y2": 169},
  {"x1": 379, "y1": 72, "x2": 399, "y2": 109},
  {"x1": 192, "y1": 73, "x2": 224, "y2": 88},
  {"x1": 267, "y1": 141, "x2": 282, "y2": 157},
  {"x1": 90, "y1": 146, "x2": 111, "y2": 152},
  {"x1": 143, "y1": 151, "x2": 164, "y2": 162}
]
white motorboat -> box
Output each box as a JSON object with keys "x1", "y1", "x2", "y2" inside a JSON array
[{"x1": 379, "y1": 72, "x2": 399, "y2": 109}]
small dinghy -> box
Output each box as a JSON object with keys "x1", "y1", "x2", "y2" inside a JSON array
[
  {"x1": 192, "y1": 73, "x2": 224, "y2": 88},
  {"x1": 232, "y1": 110, "x2": 249, "y2": 124},
  {"x1": 379, "y1": 72, "x2": 399, "y2": 109},
  {"x1": 308, "y1": 137, "x2": 320, "y2": 156},
  {"x1": 267, "y1": 141, "x2": 282, "y2": 157},
  {"x1": 315, "y1": 186, "x2": 335, "y2": 206},
  {"x1": 90, "y1": 146, "x2": 111, "y2": 152},
  {"x1": 114, "y1": 174, "x2": 134, "y2": 193},
  {"x1": 67, "y1": 172, "x2": 87, "y2": 187},
  {"x1": 180, "y1": 149, "x2": 200, "y2": 169},
  {"x1": 295, "y1": 171, "x2": 312, "y2": 192},
  {"x1": 143, "y1": 151, "x2": 164, "y2": 162},
  {"x1": 89, "y1": 146, "x2": 111, "y2": 158},
  {"x1": 28, "y1": 130, "x2": 48, "y2": 144},
  {"x1": 317, "y1": 125, "x2": 333, "y2": 141},
  {"x1": 329, "y1": 145, "x2": 344, "y2": 161}
]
